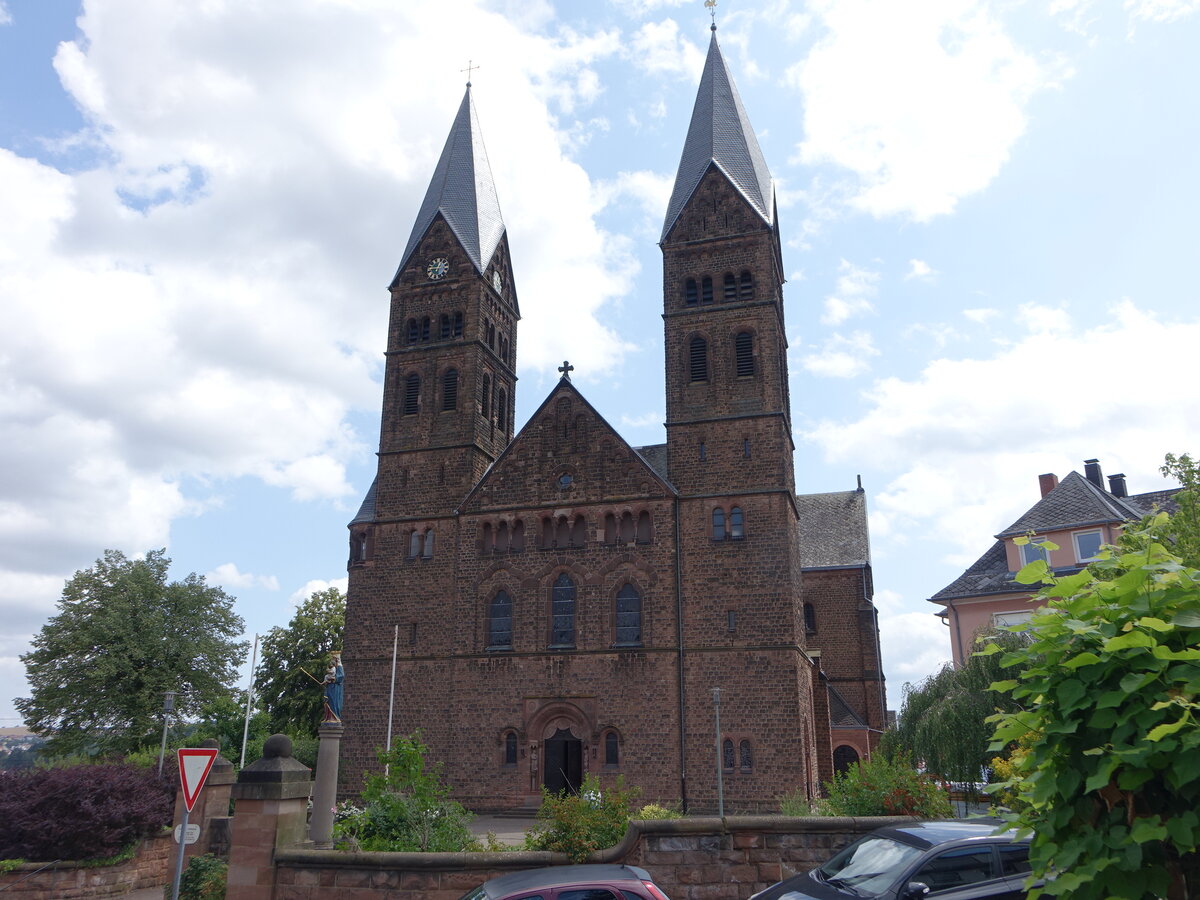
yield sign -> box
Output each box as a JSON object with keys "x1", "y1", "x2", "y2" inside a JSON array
[{"x1": 177, "y1": 747, "x2": 219, "y2": 812}]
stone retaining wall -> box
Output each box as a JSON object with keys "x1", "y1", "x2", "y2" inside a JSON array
[
  {"x1": 0, "y1": 832, "x2": 172, "y2": 899},
  {"x1": 274, "y1": 816, "x2": 911, "y2": 900}
]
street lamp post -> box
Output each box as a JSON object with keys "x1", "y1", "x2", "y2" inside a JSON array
[{"x1": 157, "y1": 691, "x2": 176, "y2": 777}]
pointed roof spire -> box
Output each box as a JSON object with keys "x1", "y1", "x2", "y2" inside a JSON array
[
  {"x1": 393, "y1": 85, "x2": 505, "y2": 285},
  {"x1": 661, "y1": 31, "x2": 774, "y2": 241}
]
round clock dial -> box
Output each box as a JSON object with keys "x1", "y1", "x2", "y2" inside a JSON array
[
  {"x1": 426, "y1": 257, "x2": 450, "y2": 280},
  {"x1": 492, "y1": 271, "x2": 503, "y2": 292}
]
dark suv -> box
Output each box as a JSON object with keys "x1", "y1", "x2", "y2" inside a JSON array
[
  {"x1": 458, "y1": 864, "x2": 673, "y2": 900},
  {"x1": 750, "y1": 819, "x2": 1034, "y2": 900}
]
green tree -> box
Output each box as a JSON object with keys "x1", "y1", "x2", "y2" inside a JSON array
[
  {"x1": 1161, "y1": 452, "x2": 1200, "y2": 566},
  {"x1": 253, "y1": 586, "x2": 344, "y2": 737},
  {"x1": 882, "y1": 631, "x2": 1029, "y2": 785},
  {"x1": 985, "y1": 513, "x2": 1200, "y2": 899},
  {"x1": 187, "y1": 690, "x2": 272, "y2": 767},
  {"x1": 17, "y1": 550, "x2": 246, "y2": 757}
]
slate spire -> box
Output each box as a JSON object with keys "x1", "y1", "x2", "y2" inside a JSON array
[
  {"x1": 661, "y1": 30, "x2": 774, "y2": 241},
  {"x1": 393, "y1": 85, "x2": 506, "y2": 285}
]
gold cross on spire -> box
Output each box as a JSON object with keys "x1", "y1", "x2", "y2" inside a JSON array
[{"x1": 461, "y1": 59, "x2": 480, "y2": 86}]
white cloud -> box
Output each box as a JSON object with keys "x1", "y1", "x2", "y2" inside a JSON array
[
  {"x1": 594, "y1": 169, "x2": 676, "y2": 238},
  {"x1": 903, "y1": 322, "x2": 964, "y2": 349},
  {"x1": 0, "y1": 3, "x2": 11, "y2": 26},
  {"x1": 288, "y1": 578, "x2": 348, "y2": 608},
  {"x1": 206, "y1": 563, "x2": 280, "y2": 592},
  {"x1": 905, "y1": 259, "x2": 936, "y2": 281},
  {"x1": 789, "y1": 0, "x2": 1058, "y2": 220},
  {"x1": 1014, "y1": 302, "x2": 1072, "y2": 336},
  {"x1": 821, "y1": 259, "x2": 879, "y2": 325},
  {"x1": 625, "y1": 18, "x2": 707, "y2": 80},
  {"x1": 879, "y1": 610, "x2": 953, "y2": 703},
  {"x1": 803, "y1": 301, "x2": 1200, "y2": 566},
  {"x1": 620, "y1": 411, "x2": 664, "y2": 428},
  {"x1": 800, "y1": 330, "x2": 880, "y2": 378},
  {"x1": 963, "y1": 307, "x2": 999, "y2": 325},
  {"x1": 1126, "y1": 0, "x2": 1200, "y2": 23}
]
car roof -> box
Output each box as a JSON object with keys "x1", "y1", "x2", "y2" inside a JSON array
[
  {"x1": 479, "y1": 864, "x2": 654, "y2": 896},
  {"x1": 871, "y1": 818, "x2": 1025, "y2": 849}
]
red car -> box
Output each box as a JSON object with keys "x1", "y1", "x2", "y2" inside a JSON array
[{"x1": 458, "y1": 864, "x2": 673, "y2": 900}]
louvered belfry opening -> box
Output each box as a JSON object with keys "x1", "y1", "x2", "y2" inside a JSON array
[
  {"x1": 689, "y1": 336, "x2": 708, "y2": 382},
  {"x1": 442, "y1": 369, "x2": 458, "y2": 411},
  {"x1": 735, "y1": 332, "x2": 754, "y2": 376},
  {"x1": 724, "y1": 273, "x2": 737, "y2": 301},
  {"x1": 404, "y1": 374, "x2": 420, "y2": 415}
]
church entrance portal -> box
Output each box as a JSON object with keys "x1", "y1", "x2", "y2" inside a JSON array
[{"x1": 543, "y1": 727, "x2": 583, "y2": 795}]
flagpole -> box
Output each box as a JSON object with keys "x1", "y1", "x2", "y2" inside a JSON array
[
  {"x1": 385, "y1": 624, "x2": 399, "y2": 775},
  {"x1": 240, "y1": 633, "x2": 259, "y2": 768}
]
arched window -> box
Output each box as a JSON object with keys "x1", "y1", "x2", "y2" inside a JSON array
[
  {"x1": 556, "y1": 516, "x2": 570, "y2": 547},
  {"x1": 619, "y1": 511, "x2": 635, "y2": 543},
  {"x1": 496, "y1": 521, "x2": 510, "y2": 553},
  {"x1": 604, "y1": 513, "x2": 617, "y2": 544},
  {"x1": 833, "y1": 745, "x2": 860, "y2": 776},
  {"x1": 701, "y1": 276, "x2": 714, "y2": 304},
  {"x1": 540, "y1": 516, "x2": 553, "y2": 549},
  {"x1": 422, "y1": 528, "x2": 435, "y2": 558},
  {"x1": 735, "y1": 332, "x2": 754, "y2": 377},
  {"x1": 420, "y1": 317, "x2": 431, "y2": 341},
  {"x1": 439, "y1": 314, "x2": 451, "y2": 339},
  {"x1": 489, "y1": 590, "x2": 512, "y2": 649},
  {"x1": 722, "y1": 738, "x2": 735, "y2": 771},
  {"x1": 739, "y1": 740, "x2": 753, "y2": 772},
  {"x1": 406, "y1": 318, "x2": 419, "y2": 343},
  {"x1": 408, "y1": 530, "x2": 421, "y2": 558},
  {"x1": 453, "y1": 312, "x2": 464, "y2": 337},
  {"x1": 570, "y1": 515, "x2": 587, "y2": 547},
  {"x1": 550, "y1": 573, "x2": 576, "y2": 647},
  {"x1": 636, "y1": 511, "x2": 652, "y2": 544},
  {"x1": 804, "y1": 602, "x2": 817, "y2": 634},
  {"x1": 481, "y1": 522, "x2": 494, "y2": 554},
  {"x1": 499, "y1": 335, "x2": 508, "y2": 364},
  {"x1": 504, "y1": 731, "x2": 518, "y2": 765},
  {"x1": 604, "y1": 731, "x2": 619, "y2": 766},
  {"x1": 615, "y1": 584, "x2": 642, "y2": 646},
  {"x1": 712, "y1": 507, "x2": 726, "y2": 541},
  {"x1": 497, "y1": 389, "x2": 508, "y2": 431},
  {"x1": 481, "y1": 374, "x2": 491, "y2": 419},
  {"x1": 689, "y1": 336, "x2": 708, "y2": 383},
  {"x1": 487, "y1": 321, "x2": 496, "y2": 349},
  {"x1": 442, "y1": 369, "x2": 458, "y2": 411},
  {"x1": 403, "y1": 374, "x2": 420, "y2": 415},
  {"x1": 739, "y1": 270, "x2": 754, "y2": 300},
  {"x1": 349, "y1": 534, "x2": 364, "y2": 565},
  {"x1": 723, "y1": 273, "x2": 737, "y2": 301},
  {"x1": 730, "y1": 507, "x2": 745, "y2": 540},
  {"x1": 684, "y1": 278, "x2": 698, "y2": 305},
  {"x1": 511, "y1": 520, "x2": 525, "y2": 552}
]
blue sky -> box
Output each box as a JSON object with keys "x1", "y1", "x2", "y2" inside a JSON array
[{"x1": 2, "y1": 0, "x2": 1198, "y2": 729}]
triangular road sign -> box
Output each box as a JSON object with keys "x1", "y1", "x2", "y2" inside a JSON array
[{"x1": 178, "y1": 747, "x2": 219, "y2": 812}]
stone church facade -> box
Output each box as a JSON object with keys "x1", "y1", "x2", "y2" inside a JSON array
[{"x1": 341, "y1": 31, "x2": 887, "y2": 811}]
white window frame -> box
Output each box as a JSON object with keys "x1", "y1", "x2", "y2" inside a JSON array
[
  {"x1": 1019, "y1": 539, "x2": 1050, "y2": 566},
  {"x1": 1073, "y1": 529, "x2": 1104, "y2": 563},
  {"x1": 993, "y1": 610, "x2": 1034, "y2": 630}
]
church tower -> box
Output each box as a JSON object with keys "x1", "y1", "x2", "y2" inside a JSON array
[{"x1": 373, "y1": 84, "x2": 519, "y2": 522}]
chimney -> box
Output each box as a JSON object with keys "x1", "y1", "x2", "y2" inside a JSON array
[
  {"x1": 1084, "y1": 458, "x2": 1104, "y2": 488},
  {"x1": 1108, "y1": 473, "x2": 1128, "y2": 498},
  {"x1": 1038, "y1": 473, "x2": 1059, "y2": 497}
]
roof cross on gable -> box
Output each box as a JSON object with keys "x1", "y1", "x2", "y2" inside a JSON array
[{"x1": 558, "y1": 360, "x2": 574, "y2": 380}]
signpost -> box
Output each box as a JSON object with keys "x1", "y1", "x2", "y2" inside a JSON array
[{"x1": 170, "y1": 747, "x2": 219, "y2": 900}]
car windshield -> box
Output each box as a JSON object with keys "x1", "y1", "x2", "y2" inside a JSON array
[{"x1": 817, "y1": 836, "x2": 924, "y2": 896}]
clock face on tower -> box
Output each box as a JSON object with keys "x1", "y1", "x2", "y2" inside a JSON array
[
  {"x1": 426, "y1": 257, "x2": 450, "y2": 280},
  {"x1": 492, "y1": 270, "x2": 502, "y2": 292}
]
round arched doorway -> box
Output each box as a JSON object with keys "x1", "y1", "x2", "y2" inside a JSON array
[{"x1": 833, "y1": 744, "x2": 860, "y2": 776}]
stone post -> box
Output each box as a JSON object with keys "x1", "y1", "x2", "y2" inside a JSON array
[
  {"x1": 226, "y1": 734, "x2": 312, "y2": 900},
  {"x1": 308, "y1": 721, "x2": 344, "y2": 848}
]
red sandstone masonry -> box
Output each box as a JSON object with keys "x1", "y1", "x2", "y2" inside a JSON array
[{"x1": 0, "y1": 833, "x2": 171, "y2": 899}]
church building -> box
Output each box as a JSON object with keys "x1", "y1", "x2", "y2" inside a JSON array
[{"x1": 341, "y1": 28, "x2": 887, "y2": 811}]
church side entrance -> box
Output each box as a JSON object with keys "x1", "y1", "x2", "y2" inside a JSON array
[{"x1": 543, "y1": 726, "x2": 583, "y2": 795}]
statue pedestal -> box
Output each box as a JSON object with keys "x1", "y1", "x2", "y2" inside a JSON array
[{"x1": 307, "y1": 721, "x2": 343, "y2": 848}]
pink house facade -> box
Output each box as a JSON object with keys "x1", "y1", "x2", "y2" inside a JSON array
[{"x1": 930, "y1": 459, "x2": 1179, "y2": 666}]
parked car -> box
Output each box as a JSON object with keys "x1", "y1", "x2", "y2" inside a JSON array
[
  {"x1": 750, "y1": 819, "x2": 1034, "y2": 900},
  {"x1": 458, "y1": 864, "x2": 673, "y2": 900}
]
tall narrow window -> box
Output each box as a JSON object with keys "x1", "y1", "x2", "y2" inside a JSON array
[
  {"x1": 481, "y1": 522, "x2": 494, "y2": 554},
  {"x1": 739, "y1": 270, "x2": 754, "y2": 300},
  {"x1": 420, "y1": 317, "x2": 431, "y2": 341},
  {"x1": 604, "y1": 731, "x2": 619, "y2": 766},
  {"x1": 540, "y1": 516, "x2": 553, "y2": 549},
  {"x1": 442, "y1": 369, "x2": 458, "y2": 411},
  {"x1": 497, "y1": 389, "x2": 508, "y2": 431},
  {"x1": 701, "y1": 276, "x2": 714, "y2": 304},
  {"x1": 481, "y1": 374, "x2": 491, "y2": 419},
  {"x1": 619, "y1": 511, "x2": 635, "y2": 543},
  {"x1": 439, "y1": 314, "x2": 451, "y2": 339},
  {"x1": 511, "y1": 520, "x2": 525, "y2": 552},
  {"x1": 403, "y1": 374, "x2": 420, "y2": 415},
  {"x1": 722, "y1": 738, "x2": 735, "y2": 771},
  {"x1": 504, "y1": 731, "x2": 518, "y2": 764},
  {"x1": 406, "y1": 318, "x2": 419, "y2": 343},
  {"x1": 636, "y1": 511, "x2": 652, "y2": 544},
  {"x1": 422, "y1": 528, "x2": 435, "y2": 557},
  {"x1": 487, "y1": 321, "x2": 496, "y2": 349},
  {"x1": 453, "y1": 312, "x2": 464, "y2": 337},
  {"x1": 684, "y1": 278, "x2": 698, "y2": 305},
  {"x1": 723, "y1": 273, "x2": 737, "y2": 301},
  {"x1": 730, "y1": 507, "x2": 744, "y2": 540},
  {"x1": 740, "y1": 740, "x2": 753, "y2": 772},
  {"x1": 689, "y1": 336, "x2": 708, "y2": 382},
  {"x1": 489, "y1": 590, "x2": 512, "y2": 649},
  {"x1": 408, "y1": 530, "x2": 421, "y2": 558},
  {"x1": 712, "y1": 508, "x2": 726, "y2": 540},
  {"x1": 550, "y1": 573, "x2": 576, "y2": 647},
  {"x1": 496, "y1": 521, "x2": 510, "y2": 553},
  {"x1": 604, "y1": 513, "x2": 617, "y2": 544},
  {"x1": 735, "y1": 332, "x2": 755, "y2": 377},
  {"x1": 804, "y1": 602, "x2": 817, "y2": 634},
  {"x1": 556, "y1": 516, "x2": 570, "y2": 547},
  {"x1": 615, "y1": 584, "x2": 642, "y2": 646},
  {"x1": 570, "y1": 515, "x2": 587, "y2": 547}
]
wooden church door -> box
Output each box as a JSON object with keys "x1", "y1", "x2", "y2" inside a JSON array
[{"x1": 543, "y1": 726, "x2": 582, "y2": 795}]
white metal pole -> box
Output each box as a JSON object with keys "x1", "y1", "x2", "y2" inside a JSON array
[
  {"x1": 240, "y1": 633, "x2": 259, "y2": 768},
  {"x1": 713, "y1": 687, "x2": 724, "y2": 818},
  {"x1": 385, "y1": 624, "x2": 399, "y2": 776}
]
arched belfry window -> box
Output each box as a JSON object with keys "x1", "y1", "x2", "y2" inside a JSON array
[
  {"x1": 439, "y1": 314, "x2": 451, "y2": 339},
  {"x1": 403, "y1": 374, "x2": 420, "y2": 416},
  {"x1": 723, "y1": 273, "x2": 737, "y2": 301},
  {"x1": 453, "y1": 312, "x2": 464, "y2": 337},
  {"x1": 685, "y1": 278, "x2": 698, "y2": 306},
  {"x1": 420, "y1": 317, "x2": 431, "y2": 341},
  {"x1": 689, "y1": 336, "x2": 708, "y2": 383},
  {"x1": 442, "y1": 369, "x2": 458, "y2": 411},
  {"x1": 615, "y1": 584, "x2": 642, "y2": 646},
  {"x1": 701, "y1": 276, "x2": 714, "y2": 304},
  {"x1": 489, "y1": 590, "x2": 513, "y2": 649},
  {"x1": 406, "y1": 318, "x2": 419, "y2": 343},
  {"x1": 739, "y1": 270, "x2": 754, "y2": 300},
  {"x1": 550, "y1": 573, "x2": 576, "y2": 648},
  {"x1": 735, "y1": 332, "x2": 755, "y2": 377}
]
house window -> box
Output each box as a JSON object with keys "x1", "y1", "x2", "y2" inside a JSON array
[
  {"x1": 739, "y1": 271, "x2": 753, "y2": 300},
  {"x1": 442, "y1": 369, "x2": 458, "y2": 411},
  {"x1": 504, "y1": 731, "x2": 518, "y2": 765},
  {"x1": 550, "y1": 573, "x2": 576, "y2": 648},
  {"x1": 403, "y1": 374, "x2": 420, "y2": 415},
  {"x1": 735, "y1": 332, "x2": 754, "y2": 377},
  {"x1": 723, "y1": 273, "x2": 737, "y2": 301},
  {"x1": 1020, "y1": 539, "x2": 1050, "y2": 566},
  {"x1": 993, "y1": 610, "x2": 1034, "y2": 630},
  {"x1": 689, "y1": 336, "x2": 708, "y2": 382},
  {"x1": 1074, "y1": 530, "x2": 1103, "y2": 562},
  {"x1": 712, "y1": 507, "x2": 726, "y2": 540},
  {"x1": 685, "y1": 278, "x2": 698, "y2": 305},
  {"x1": 488, "y1": 590, "x2": 512, "y2": 649},
  {"x1": 604, "y1": 731, "x2": 619, "y2": 767},
  {"x1": 722, "y1": 738, "x2": 734, "y2": 771},
  {"x1": 701, "y1": 276, "x2": 713, "y2": 304},
  {"x1": 803, "y1": 602, "x2": 816, "y2": 634},
  {"x1": 729, "y1": 507, "x2": 744, "y2": 540},
  {"x1": 615, "y1": 584, "x2": 642, "y2": 646},
  {"x1": 739, "y1": 740, "x2": 753, "y2": 773}
]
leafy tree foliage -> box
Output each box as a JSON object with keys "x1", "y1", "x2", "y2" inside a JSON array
[
  {"x1": 17, "y1": 550, "x2": 246, "y2": 757},
  {"x1": 881, "y1": 631, "x2": 1029, "y2": 785},
  {"x1": 985, "y1": 512, "x2": 1200, "y2": 899},
  {"x1": 1161, "y1": 452, "x2": 1200, "y2": 566},
  {"x1": 821, "y1": 752, "x2": 953, "y2": 818},
  {"x1": 187, "y1": 690, "x2": 272, "y2": 767},
  {"x1": 253, "y1": 586, "x2": 344, "y2": 737},
  {"x1": 525, "y1": 773, "x2": 641, "y2": 862}
]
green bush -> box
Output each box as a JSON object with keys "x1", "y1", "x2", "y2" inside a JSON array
[
  {"x1": 168, "y1": 854, "x2": 226, "y2": 900},
  {"x1": 823, "y1": 753, "x2": 952, "y2": 818},
  {"x1": 333, "y1": 733, "x2": 476, "y2": 852},
  {"x1": 778, "y1": 790, "x2": 826, "y2": 816},
  {"x1": 631, "y1": 802, "x2": 681, "y2": 820},
  {"x1": 524, "y1": 774, "x2": 639, "y2": 862}
]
